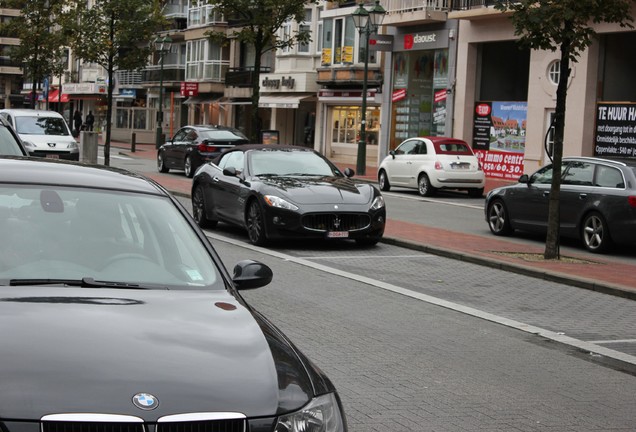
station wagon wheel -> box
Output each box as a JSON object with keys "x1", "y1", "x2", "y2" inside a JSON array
[
  {"x1": 487, "y1": 199, "x2": 512, "y2": 236},
  {"x1": 581, "y1": 212, "x2": 612, "y2": 253},
  {"x1": 192, "y1": 184, "x2": 218, "y2": 229},
  {"x1": 157, "y1": 152, "x2": 169, "y2": 173},
  {"x1": 378, "y1": 170, "x2": 391, "y2": 191},
  {"x1": 184, "y1": 156, "x2": 194, "y2": 178},
  {"x1": 247, "y1": 201, "x2": 267, "y2": 246},
  {"x1": 418, "y1": 173, "x2": 436, "y2": 197}
]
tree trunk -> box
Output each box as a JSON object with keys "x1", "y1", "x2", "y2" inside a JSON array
[
  {"x1": 250, "y1": 33, "x2": 264, "y2": 143},
  {"x1": 544, "y1": 32, "x2": 572, "y2": 260},
  {"x1": 103, "y1": 12, "x2": 115, "y2": 167}
]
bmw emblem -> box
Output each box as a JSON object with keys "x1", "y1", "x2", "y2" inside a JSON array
[{"x1": 132, "y1": 393, "x2": 159, "y2": 410}]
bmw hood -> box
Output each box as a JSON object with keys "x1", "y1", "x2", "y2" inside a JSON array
[
  {"x1": 262, "y1": 176, "x2": 373, "y2": 205},
  {"x1": 0, "y1": 287, "x2": 315, "y2": 419}
]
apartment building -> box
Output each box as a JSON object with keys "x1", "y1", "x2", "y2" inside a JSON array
[{"x1": 0, "y1": 7, "x2": 22, "y2": 109}]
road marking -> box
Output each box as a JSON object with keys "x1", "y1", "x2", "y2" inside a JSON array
[
  {"x1": 587, "y1": 339, "x2": 636, "y2": 344},
  {"x1": 98, "y1": 154, "x2": 131, "y2": 160},
  {"x1": 208, "y1": 231, "x2": 636, "y2": 368}
]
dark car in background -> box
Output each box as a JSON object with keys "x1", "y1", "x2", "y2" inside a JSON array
[
  {"x1": 0, "y1": 116, "x2": 28, "y2": 156},
  {"x1": 0, "y1": 157, "x2": 347, "y2": 432},
  {"x1": 157, "y1": 125, "x2": 249, "y2": 177},
  {"x1": 192, "y1": 144, "x2": 386, "y2": 246},
  {"x1": 485, "y1": 156, "x2": 636, "y2": 253}
]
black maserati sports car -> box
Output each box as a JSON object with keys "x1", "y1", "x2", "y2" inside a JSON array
[{"x1": 191, "y1": 145, "x2": 386, "y2": 246}]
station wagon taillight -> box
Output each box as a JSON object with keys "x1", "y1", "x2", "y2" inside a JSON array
[{"x1": 628, "y1": 196, "x2": 636, "y2": 208}]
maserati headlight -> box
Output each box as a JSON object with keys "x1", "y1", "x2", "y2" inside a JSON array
[
  {"x1": 264, "y1": 195, "x2": 299, "y2": 211},
  {"x1": 274, "y1": 393, "x2": 345, "y2": 432},
  {"x1": 370, "y1": 195, "x2": 385, "y2": 210}
]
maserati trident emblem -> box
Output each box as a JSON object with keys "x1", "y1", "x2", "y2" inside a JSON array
[
  {"x1": 333, "y1": 216, "x2": 341, "y2": 229},
  {"x1": 132, "y1": 393, "x2": 159, "y2": 410}
]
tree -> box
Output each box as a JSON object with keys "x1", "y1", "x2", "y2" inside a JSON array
[
  {"x1": 0, "y1": 0, "x2": 67, "y2": 108},
  {"x1": 206, "y1": 0, "x2": 315, "y2": 142},
  {"x1": 494, "y1": 0, "x2": 635, "y2": 259},
  {"x1": 63, "y1": 0, "x2": 165, "y2": 166}
]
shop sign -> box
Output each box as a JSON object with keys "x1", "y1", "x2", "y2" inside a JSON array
[
  {"x1": 119, "y1": 89, "x2": 137, "y2": 98},
  {"x1": 321, "y1": 48, "x2": 333, "y2": 66},
  {"x1": 63, "y1": 83, "x2": 106, "y2": 94},
  {"x1": 395, "y1": 29, "x2": 449, "y2": 52},
  {"x1": 594, "y1": 102, "x2": 636, "y2": 157},
  {"x1": 472, "y1": 101, "x2": 527, "y2": 181},
  {"x1": 369, "y1": 34, "x2": 393, "y2": 52},
  {"x1": 261, "y1": 76, "x2": 295, "y2": 89},
  {"x1": 180, "y1": 82, "x2": 199, "y2": 97}
]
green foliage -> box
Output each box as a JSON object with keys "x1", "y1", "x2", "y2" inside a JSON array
[
  {"x1": 0, "y1": 0, "x2": 67, "y2": 82},
  {"x1": 494, "y1": 0, "x2": 635, "y2": 61},
  {"x1": 205, "y1": 0, "x2": 315, "y2": 53}
]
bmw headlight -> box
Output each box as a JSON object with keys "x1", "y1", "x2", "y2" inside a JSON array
[
  {"x1": 274, "y1": 393, "x2": 346, "y2": 432},
  {"x1": 370, "y1": 195, "x2": 385, "y2": 210},
  {"x1": 264, "y1": 195, "x2": 299, "y2": 211}
]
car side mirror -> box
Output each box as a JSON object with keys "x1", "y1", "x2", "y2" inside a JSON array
[
  {"x1": 344, "y1": 167, "x2": 355, "y2": 178},
  {"x1": 518, "y1": 174, "x2": 529, "y2": 184},
  {"x1": 390, "y1": 150, "x2": 396, "y2": 159},
  {"x1": 232, "y1": 259, "x2": 273, "y2": 290},
  {"x1": 223, "y1": 166, "x2": 238, "y2": 177}
]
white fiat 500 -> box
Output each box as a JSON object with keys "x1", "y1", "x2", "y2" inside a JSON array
[
  {"x1": 0, "y1": 108, "x2": 79, "y2": 160},
  {"x1": 378, "y1": 136, "x2": 485, "y2": 197}
]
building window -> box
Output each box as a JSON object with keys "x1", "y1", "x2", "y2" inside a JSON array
[
  {"x1": 316, "y1": 21, "x2": 323, "y2": 54},
  {"x1": 548, "y1": 60, "x2": 561, "y2": 85},
  {"x1": 186, "y1": 39, "x2": 228, "y2": 81},
  {"x1": 298, "y1": 10, "x2": 311, "y2": 53},
  {"x1": 281, "y1": 21, "x2": 292, "y2": 53}
]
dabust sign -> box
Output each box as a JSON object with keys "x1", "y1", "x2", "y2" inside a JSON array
[{"x1": 394, "y1": 29, "x2": 450, "y2": 51}]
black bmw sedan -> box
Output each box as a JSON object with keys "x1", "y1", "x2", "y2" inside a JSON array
[
  {"x1": 0, "y1": 156, "x2": 347, "y2": 432},
  {"x1": 191, "y1": 145, "x2": 386, "y2": 246},
  {"x1": 157, "y1": 125, "x2": 249, "y2": 177}
]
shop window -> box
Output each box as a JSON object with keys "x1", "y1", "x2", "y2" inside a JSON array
[{"x1": 332, "y1": 106, "x2": 380, "y2": 145}]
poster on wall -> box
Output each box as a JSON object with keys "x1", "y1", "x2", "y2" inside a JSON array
[
  {"x1": 594, "y1": 102, "x2": 636, "y2": 157},
  {"x1": 472, "y1": 101, "x2": 528, "y2": 181}
]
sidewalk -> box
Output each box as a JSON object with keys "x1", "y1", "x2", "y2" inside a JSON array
[{"x1": 109, "y1": 141, "x2": 636, "y2": 300}]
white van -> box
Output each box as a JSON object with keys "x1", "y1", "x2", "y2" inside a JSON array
[{"x1": 0, "y1": 109, "x2": 79, "y2": 160}]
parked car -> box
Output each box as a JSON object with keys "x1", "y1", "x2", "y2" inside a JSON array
[
  {"x1": 157, "y1": 125, "x2": 249, "y2": 178},
  {"x1": 0, "y1": 108, "x2": 78, "y2": 160},
  {"x1": 191, "y1": 144, "x2": 386, "y2": 246},
  {"x1": 377, "y1": 136, "x2": 485, "y2": 197},
  {"x1": 0, "y1": 156, "x2": 347, "y2": 432},
  {"x1": 485, "y1": 156, "x2": 636, "y2": 253},
  {"x1": 0, "y1": 116, "x2": 28, "y2": 156}
]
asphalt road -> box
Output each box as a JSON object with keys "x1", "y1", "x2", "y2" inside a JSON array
[{"x1": 107, "y1": 150, "x2": 636, "y2": 430}]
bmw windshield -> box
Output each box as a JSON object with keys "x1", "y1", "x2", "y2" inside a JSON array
[{"x1": 0, "y1": 185, "x2": 223, "y2": 289}]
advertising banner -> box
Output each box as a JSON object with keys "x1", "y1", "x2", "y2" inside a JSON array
[
  {"x1": 594, "y1": 102, "x2": 636, "y2": 157},
  {"x1": 472, "y1": 101, "x2": 527, "y2": 181}
]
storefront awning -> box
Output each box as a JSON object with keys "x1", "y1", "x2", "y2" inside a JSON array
[
  {"x1": 218, "y1": 98, "x2": 252, "y2": 106},
  {"x1": 258, "y1": 95, "x2": 314, "y2": 109},
  {"x1": 183, "y1": 95, "x2": 221, "y2": 105},
  {"x1": 47, "y1": 90, "x2": 70, "y2": 103}
]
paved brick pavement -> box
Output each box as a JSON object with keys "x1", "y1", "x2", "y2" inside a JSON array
[{"x1": 107, "y1": 140, "x2": 636, "y2": 300}]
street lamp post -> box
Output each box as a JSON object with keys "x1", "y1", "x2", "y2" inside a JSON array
[
  {"x1": 154, "y1": 35, "x2": 173, "y2": 149},
  {"x1": 352, "y1": 0, "x2": 385, "y2": 176}
]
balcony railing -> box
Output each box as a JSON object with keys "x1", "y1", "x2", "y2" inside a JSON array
[
  {"x1": 141, "y1": 65, "x2": 186, "y2": 83},
  {"x1": 188, "y1": 5, "x2": 225, "y2": 27},
  {"x1": 385, "y1": 0, "x2": 448, "y2": 14},
  {"x1": 225, "y1": 66, "x2": 271, "y2": 88},
  {"x1": 186, "y1": 60, "x2": 230, "y2": 82},
  {"x1": 116, "y1": 70, "x2": 143, "y2": 86},
  {"x1": 450, "y1": 0, "x2": 498, "y2": 10}
]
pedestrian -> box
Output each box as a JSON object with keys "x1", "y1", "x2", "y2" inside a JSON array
[
  {"x1": 73, "y1": 109, "x2": 82, "y2": 136},
  {"x1": 85, "y1": 111, "x2": 95, "y2": 131}
]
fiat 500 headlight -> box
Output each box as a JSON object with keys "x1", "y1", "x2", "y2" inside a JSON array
[
  {"x1": 264, "y1": 195, "x2": 299, "y2": 211},
  {"x1": 274, "y1": 393, "x2": 346, "y2": 432}
]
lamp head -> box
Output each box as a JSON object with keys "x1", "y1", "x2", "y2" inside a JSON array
[{"x1": 352, "y1": 2, "x2": 369, "y2": 31}]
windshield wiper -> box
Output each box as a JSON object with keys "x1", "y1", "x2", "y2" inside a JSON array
[{"x1": 1, "y1": 278, "x2": 156, "y2": 289}]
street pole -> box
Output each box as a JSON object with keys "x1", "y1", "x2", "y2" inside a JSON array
[
  {"x1": 357, "y1": 31, "x2": 370, "y2": 176},
  {"x1": 156, "y1": 54, "x2": 165, "y2": 150},
  {"x1": 352, "y1": 0, "x2": 385, "y2": 177},
  {"x1": 154, "y1": 35, "x2": 172, "y2": 150}
]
